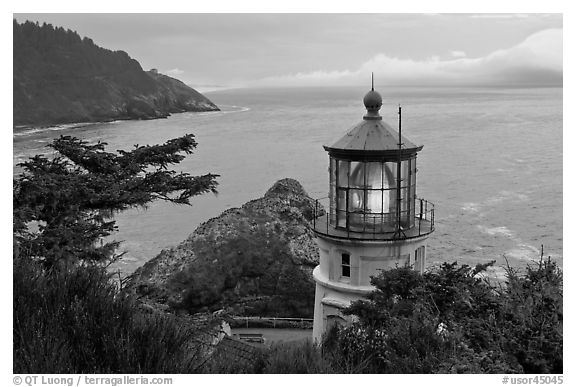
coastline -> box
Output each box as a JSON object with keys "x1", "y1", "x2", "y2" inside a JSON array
[{"x1": 13, "y1": 105, "x2": 220, "y2": 133}]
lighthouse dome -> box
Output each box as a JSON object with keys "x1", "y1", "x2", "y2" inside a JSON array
[{"x1": 363, "y1": 89, "x2": 382, "y2": 111}]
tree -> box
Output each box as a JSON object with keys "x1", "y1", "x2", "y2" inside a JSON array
[{"x1": 13, "y1": 134, "x2": 218, "y2": 268}]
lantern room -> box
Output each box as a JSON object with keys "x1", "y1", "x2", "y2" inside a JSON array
[
  {"x1": 327, "y1": 149, "x2": 418, "y2": 233},
  {"x1": 313, "y1": 86, "x2": 433, "y2": 240}
]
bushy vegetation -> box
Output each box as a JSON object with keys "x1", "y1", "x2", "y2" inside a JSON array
[
  {"x1": 251, "y1": 258, "x2": 562, "y2": 374},
  {"x1": 13, "y1": 135, "x2": 218, "y2": 373},
  {"x1": 13, "y1": 255, "x2": 212, "y2": 373},
  {"x1": 259, "y1": 340, "x2": 333, "y2": 373},
  {"x1": 173, "y1": 223, "x2": 315, "y2": 317}
]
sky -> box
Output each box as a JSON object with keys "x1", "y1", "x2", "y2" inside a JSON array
[{"x1": 12, "y1": 13, "x2": 563, "y2": 89}]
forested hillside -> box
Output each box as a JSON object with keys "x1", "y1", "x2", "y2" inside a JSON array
[{"x1": 13, "y1": 20, "x2": 219, "y2": 126}]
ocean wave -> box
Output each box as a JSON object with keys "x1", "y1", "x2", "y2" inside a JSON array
[
  {"x1": 13, "y1": 152, "x2": 28, "y2": 159},
  {"x1": 219, "y1": 105, "x2": 251, "y2": 114},
  {"x1": 486, "y1": 191, "x2": 529, "y2": 206},
  {"x1": 179, "y1": 106, "x2": 250, "y2": 119},
  {"x1": 13, "y1": 122, "x2": 98, "y2": 137},
  {"x1": 461, "y1": 202, "x2": 481, "y2": 213},
  {"x1": 14, "y1": 149, "x2": 48, "y2": 162},
  {"x1": 13, "y1": 126, "x2": 64, "y2": 137},
  {"x1": 477, "y1": 225, "x2": 514, "y2": 238},
  {"x1": 504, "y1": 244, "x2": 541, "y2": 261},
  {"x1": 463, "y1": 191, "x2": 529, "y2": 213}
]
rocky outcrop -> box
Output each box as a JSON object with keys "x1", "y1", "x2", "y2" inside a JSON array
[
  {"x1": 13, "y1": 20, "x2": 219, "y2": 127},
  {"x1": 127, "y1": 178, "x2": 323, "y2": 318}
]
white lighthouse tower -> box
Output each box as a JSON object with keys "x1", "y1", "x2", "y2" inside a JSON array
[{"x1": 311, "y1": 85, "x2": 435, "y2": 342}]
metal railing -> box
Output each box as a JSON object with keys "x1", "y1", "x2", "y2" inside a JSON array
[
  {"x1": 231, "y1": 316, "x2": 314, "y2": 328},
  {"x1": 312, "y1": 196, "x2": 435, "y2": 241}
]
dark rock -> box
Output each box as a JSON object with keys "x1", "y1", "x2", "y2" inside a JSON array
[{"x1": 127, "y1": 178, "x2": 322, "y2": 318}]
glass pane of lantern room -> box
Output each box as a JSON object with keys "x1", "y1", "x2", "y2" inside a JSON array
[
  {"x1": 337, "y1": 160, "x2": 349, "y2": 187},
  {"x1": 401, "y1": 187, "x2": 414, "y2": 228},
  {"x1": 349, "y1": 162, "x2": 364, "y2": 188},
  {"x1": 410, "y1": 181, "x2": 416, "y2": 214},
  {"x1": 382, "y1": 162, "x2": 397, "y2": 216},
  {"x1": 384, "y1": 188, "x2": 396, "y2": 216},
  {"x1": 402, "y1": 184, "x2": 409, "y2": 211},
  {"x1": 336, "y1": 189, "x2": 346, "y2": 230},
  {"x1": 348, "y1": 189, "x2": 364, "y2": 212},
  {"x1": 365, "y1": 162, "x2": 383, "y2": 189},
  {"x1": 366, "y1": 213, "x2": 384, "y2": 232},
  {"x1": 330, "y1": 158, "x2": 337, "y2": 186},
  {"x1": 337, "y1": 210, "x2": 347, "y2": 228},
  {"x1": 337, "y1": 189, "x2": 346, "y2": 210},
  {"x1": 330, "y1": 158, "x2": 336, "y2": 222},
  {"x1": 411, "y1": 158, "x2": 417, "y2": 187},
  {"x1": 329, "y1": 186, "x2": 336, "y2": 224},
  {"x1": 401, "y1": 187, "x2": 409, "y2": 211},
  {"x1": 382, "y1": 162, "x2": 396, "y2": 189},
  {"x1": 366, "y1": 190, "x2": 383, "y2": 214},
  {"x1": 402, "y1": 160, "x2": 410, "y2": 188}
]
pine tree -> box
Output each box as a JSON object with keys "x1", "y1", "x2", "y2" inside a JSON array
[{"x1": 13, "y1": 134, "x2": 218, "y2": 268}]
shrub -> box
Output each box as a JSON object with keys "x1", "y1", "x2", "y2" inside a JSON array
[
  {"x1": 324, "y1": 258, "x2": 562, "y2": 374},
  {"x1": 13, "y1": 254, "x2": 209, "y2": 373},
  {"x1": 261, "y1": 340, "x2": 333, "y2": 373}
]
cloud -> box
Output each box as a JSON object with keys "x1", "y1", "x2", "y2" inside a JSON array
[
  {"x1": 468, "y1": 14, "x2": 531, "y2": 19},
  {"x1": 451, "y1": 51, "x2": 467, "y2": 58},
  {"x1": 165, "y1": 68, "x2": 184, "y2": 76},
  {"x1": 249, "y1": 29, "x2": 562, "y2": 88}
]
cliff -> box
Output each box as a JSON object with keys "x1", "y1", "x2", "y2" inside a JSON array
[
  {"x1": 127, "y1": 178, "x2": 323, "y2": 318},
  {"x1": 13, "y1": 20, "x2": 219, "y2": 127}
]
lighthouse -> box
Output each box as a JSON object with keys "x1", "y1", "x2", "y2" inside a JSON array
[{"x1": 311, "y1": 85, "x2": 435, "y2": 342}]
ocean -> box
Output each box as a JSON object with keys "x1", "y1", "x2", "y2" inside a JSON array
[{"x1": 13, "y1": 86, "x2": 563, "y2": 278}]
